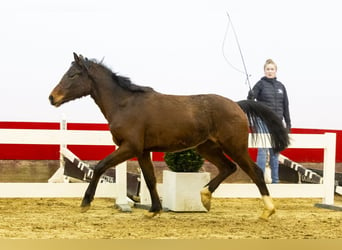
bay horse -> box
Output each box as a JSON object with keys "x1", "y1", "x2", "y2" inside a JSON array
[{"x1": 49, "y1": 53, "x2": 289, "y2": 220}]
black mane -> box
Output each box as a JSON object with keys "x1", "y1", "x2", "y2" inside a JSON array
[
  {"x1": 89, "y1": 58, "x2": 154, "y2": 93},
  {"x1": 111, "y1": 73, "x2": 154, "y2": 93}
]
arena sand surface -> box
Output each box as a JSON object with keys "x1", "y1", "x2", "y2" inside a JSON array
[{"x1": 0, "y1": 196, "x2": 341, "y2": 239}]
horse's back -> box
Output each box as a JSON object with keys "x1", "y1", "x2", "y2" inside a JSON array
[
  {"x1": 129, "y1": 92, "x2": 245, "y2": 151},
  {"x1": 144, "y1": 92, "x2": 237, "y2": 115},
  {"x1": 141, "y1": 92, "x2": 245, "y2": 122},
  {"x1": 143, "y1": 92, "x2": 247, "y2": 132}
]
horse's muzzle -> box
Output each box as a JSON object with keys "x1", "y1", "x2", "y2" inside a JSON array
[
  {"x1": 49, "y1": 95, "x2": 62, "y2": 107},
  {"x1": 49, "y1": 95, "x2": 55, "y2": 106}
]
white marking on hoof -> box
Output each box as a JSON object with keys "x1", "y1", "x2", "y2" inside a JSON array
[
  {"x1": 200, "y1": 187, "x2": 212, "y2": 211},
  {"x1": 262, "y1": 195, "x2": 275, "y2": 211},
  {"x1": 259, "y1": 208, "x2": 276, "y2": 221},
  {"x1": 260, "y1": 195, "x2": 276, "y2": 220}
]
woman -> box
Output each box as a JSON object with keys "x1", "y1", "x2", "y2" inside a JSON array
[{"x1": 247, "y1": 59, "x2": 291, "y2": 183}]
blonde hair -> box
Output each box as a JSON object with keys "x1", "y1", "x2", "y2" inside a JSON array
[{"x1": 264, "y1": 59, "x2": 277, "y2": 70}]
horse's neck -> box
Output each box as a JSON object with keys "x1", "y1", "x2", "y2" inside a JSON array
[{"x1": 90, "y1": 76, "x2": 128, "y2": 122}]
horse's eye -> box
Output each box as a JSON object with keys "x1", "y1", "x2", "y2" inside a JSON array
[{"x1": 68, "y1": 72, "x2": 81, "y2": 79}]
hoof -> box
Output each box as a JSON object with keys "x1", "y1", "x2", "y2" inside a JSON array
[
  {"x1": 132, "y1": 195, "x2": 140, "y2": 202},
  {"x1": 144, "y1": 211, "x2": 161, "y2": 218},
  {"x1": 260, "y1": 195, "x2": 275, "y2": 220},
  {"x1": 200, "y1": 187, "x2": 212, "y2": 211},
  {"x1": 259, "y1": 208, "x2": 276, "y2": 221},
  {"x1": 80, "y1": 204, "x2": 91, "y2": 213}
]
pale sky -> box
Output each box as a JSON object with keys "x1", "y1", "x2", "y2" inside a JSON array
[{"x1": 0, "y1": 0, "x2": 341, "y2": 129}]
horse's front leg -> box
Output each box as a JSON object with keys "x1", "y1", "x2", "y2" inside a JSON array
[
  {"x1": 138, "y1": 152, "x2": 162, "y2": 218},
  {"x1": 81, "y1": 146, "x2": 134, "y2": 212}
]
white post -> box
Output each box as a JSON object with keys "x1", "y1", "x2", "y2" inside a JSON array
[
  {"x1": 322, "y1": 133, "x2": 336, "y2": 205},
  {"x1": 60, "y1": 116, "x2": 69, "y2": 183},
  {"x1": 138, "y1": 152, "x2": 153, "y2": 206},
  {"x1": 48, "y1": 116, "x2": 69, "y2": 183},
  {"x1": 114, "y1": 161, "x2": 130, "y2": 211},
  {"x1": 139, "y1": 172, "x2": 151, "y2": 205}
]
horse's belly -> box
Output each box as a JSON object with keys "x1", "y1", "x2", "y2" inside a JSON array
[{"x1": 144, "y1": 128, "x2": 209, "y2": 152}]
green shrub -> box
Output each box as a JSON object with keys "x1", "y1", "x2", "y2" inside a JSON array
[{"x1": 164, "y1": 149, "x2": 204, "y2": 172}]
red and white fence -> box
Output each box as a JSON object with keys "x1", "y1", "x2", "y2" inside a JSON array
[
  {"x1": 0, "y1": 120, "x2": 339, "y2": 209},
  {"x1": 0, "y1": 119, "x2": 130, "y2": 210},
  {"x1": 139, "y1": 132, "x2": 338, "y2": 208}
]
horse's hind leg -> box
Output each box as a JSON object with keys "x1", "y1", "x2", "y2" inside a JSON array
[
  {"x1": 196, "y1": 141, "x2": 237, "y2": 211},
  {"x1": 137, "y1": 152, "x2": 162, "y2": 218},
  {"x1": 230, "y1": 150, "x2": 275, "y2": 220}
]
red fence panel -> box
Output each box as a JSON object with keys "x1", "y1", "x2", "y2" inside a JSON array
[{"x1": 0, "y1": 122, "x2": 341, "y2": 162}]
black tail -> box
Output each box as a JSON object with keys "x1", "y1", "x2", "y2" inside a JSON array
[{"x1": 237, "y1": 100, "x2": 290, "y2": 153}]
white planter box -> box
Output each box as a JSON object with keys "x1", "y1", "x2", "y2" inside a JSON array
[{"x1": 162, "y1": 170, "x2": 210, "y2": 212}]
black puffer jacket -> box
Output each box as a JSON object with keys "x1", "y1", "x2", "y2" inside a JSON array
[{"x1": 247, "y1": 77, "x2": 291, "y2": 129}]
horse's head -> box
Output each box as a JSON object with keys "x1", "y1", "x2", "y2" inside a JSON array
[{"x1": 49, "y1": 53, "x2": 93, "y2": 107}]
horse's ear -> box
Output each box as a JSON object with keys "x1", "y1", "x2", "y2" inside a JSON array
[
  {"x1": 73, "y1": 52, "x2": 80, "y2": 64},
  {"x1": 73, "y1": 53, "x2": 89, "y2": 72}
]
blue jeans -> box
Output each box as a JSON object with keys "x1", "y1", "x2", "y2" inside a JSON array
[{"x1": 256, "y1": 148, "x2": 279, "y2": 183}]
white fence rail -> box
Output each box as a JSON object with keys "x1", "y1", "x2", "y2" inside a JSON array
[
  {"x1": 140, "y1": 133, "x2": 337, "y2": 207},
  {"x1": 0, "y1": 121, "x2": 129, "y2": 209},
  {"x1": 218, "y1": 133, "x2": 337, "y2": 205},
  {"x1": 0, "y1": 124, "x2": 338, "y2": 207}
]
